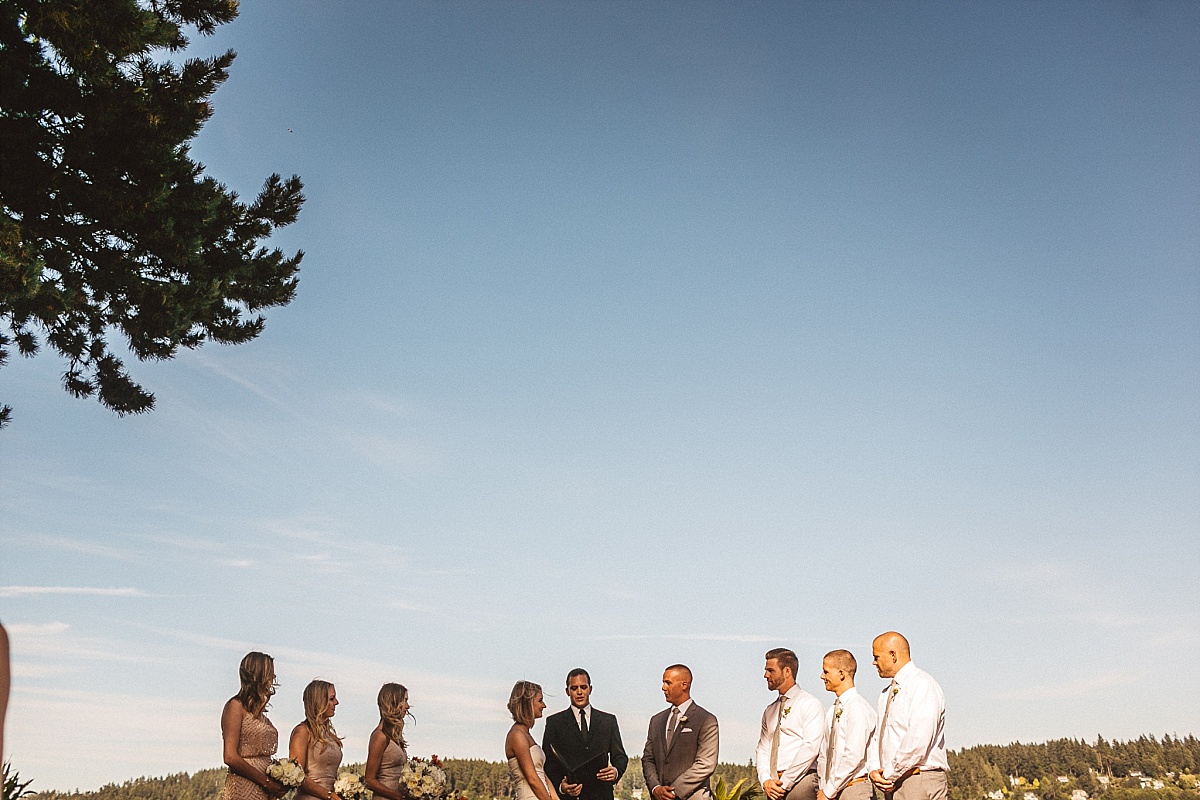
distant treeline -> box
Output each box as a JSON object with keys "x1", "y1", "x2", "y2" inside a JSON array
[
  {"x1": 949, "y1": 735, "x2": 1200, "y2": 800},
  {"x1": 25, "y1": 736, "x2": 1200, "y2": 800}
]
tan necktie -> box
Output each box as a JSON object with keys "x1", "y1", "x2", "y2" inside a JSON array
[
  {"x1": 769, "y1": 696, "x2": 786, "y2": 774},
  {"x1": 825, "y1": 698, "x2": 841, "y2": 782},
  {"x1": 666, "y1": 706, "x2": 680, "y2": 748},
  {"x1": 878, "y1": 680, "x2": 897, "y2": 770}
]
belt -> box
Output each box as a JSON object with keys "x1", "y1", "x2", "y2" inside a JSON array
[
  {"x1": 777, "y1": 770, "x2": 818, "y2": 779},
  {"x1": 909, "y1": 769, "x2": 945, "y2": 776}
]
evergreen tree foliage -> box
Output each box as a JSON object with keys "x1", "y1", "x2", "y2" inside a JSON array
[
  {"x1": 23, "y1": 738, "x2": 1200, "y2": 800},
  {"x1": 0, "y1": 0, "x2": 304, "y2": 427}
]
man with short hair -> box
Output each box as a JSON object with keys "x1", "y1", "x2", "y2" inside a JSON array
[
  {"x1": 868, "y1": 632, "x2": 947, "y2": 800},
  {"x1": 755, "y1": 648, "x2": 825, "y2": 800},
  {"x1": 815, "y1": 650, "x2": 876, "y2": 800},
  {"x1": 643, "y1": 664, "x2": 719, "y2": 800},
  {"x1": 543, "y1": 669, "x2": 629, "y2": 800}
]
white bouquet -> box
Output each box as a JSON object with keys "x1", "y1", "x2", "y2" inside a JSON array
[
  {"x1": 398, "y1": 756, "x2": 450, "y2": 800},
  {"x1": 335, "y1": 771, "x2": 370, "y2": 800},
  {"x1": 266, "y1": 758, "x2": 306, "y2": 788}
]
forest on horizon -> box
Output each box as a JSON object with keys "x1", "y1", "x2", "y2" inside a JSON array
[{"x1": 23, "y1": 734, "x2": 1200, "y2": 800}]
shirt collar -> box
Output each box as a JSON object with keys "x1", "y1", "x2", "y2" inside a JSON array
[
  {"x1": 893, "y1": 662, "x2": 917, "y2": 685},
  {"x1": 674, "y1": 698, "x2": 694, "y2": 716},
  {"x1": 780, "y1": 683, "x2": 801, "y2": 701},
  {"x1": 837, "y1": 686, "x2": 859, "y2": 702}
]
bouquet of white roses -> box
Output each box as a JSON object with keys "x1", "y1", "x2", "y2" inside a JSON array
[
  {"x1": 266, "y1": 758, "x2": 306, "y2": 789},
  {"x1": 334, "y1": 771, "x2": 370, "y2": 800},
  {"x1": 398, "y1": 756, "x2": 450, "y2": 800}
]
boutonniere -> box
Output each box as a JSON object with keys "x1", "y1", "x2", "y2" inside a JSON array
[
  {"x1": 781, "y1": 706, "x2": 792, "y2": 718},
  {"x1": 679, "y1": 715, "x2": 688, "y2": 724},
  {"x1": 891, "y1": 686, "x2": 900, "y2": 698},
  {"x1": 834, "y1": 707, "x2": 843, "y2": 720}
]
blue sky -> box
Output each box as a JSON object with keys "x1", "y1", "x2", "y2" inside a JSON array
[{"x1": 2, "y1": 0, "x2": 1198, "y2": 790}]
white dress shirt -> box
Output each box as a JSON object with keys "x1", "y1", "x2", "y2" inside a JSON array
[
  {"x1": 816, "y1": 687, "x2": 877, "y2": 797},
  {"x1": 868, "y1": 662, "x2": 948, "y2": 781},
  {"x1": 575, "y1": 704, "x2": 591, "y2": 731},
  {"x1": 754, "y1": 684, "x2": 825, "y2": 790}
]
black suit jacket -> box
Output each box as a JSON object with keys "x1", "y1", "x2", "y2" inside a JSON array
[{"x1": 543, "y1": 707, "x2": 629, "y2": 800}]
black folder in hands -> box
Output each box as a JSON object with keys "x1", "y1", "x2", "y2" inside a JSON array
[{"x1": 549, "y1": 744, "x2": 610, "y2": 784}]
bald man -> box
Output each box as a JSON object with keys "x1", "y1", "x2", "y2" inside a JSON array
[
  {"x1": 867, "y1": 633, "x2": 947, "y2": 800},
  {"x1": 643, "y1": 665, "x2": 719, "y2": 800}
]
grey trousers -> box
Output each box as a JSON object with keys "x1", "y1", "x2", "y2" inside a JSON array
[
  {"x1": 886, "y1": 772, "x2": 948, "y2": 800},
  {"x1": 836, "y1": 782, "x2": 872, "y2": 800},
  {"x1": 784, "y1": 773, "x2": 819, "y2": 800}
]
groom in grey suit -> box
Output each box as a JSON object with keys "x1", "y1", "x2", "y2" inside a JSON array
[{"x1": 643, "y1": 664, "x2": 719, "y2": 800}]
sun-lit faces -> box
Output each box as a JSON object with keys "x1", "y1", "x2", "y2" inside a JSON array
[
  {"x1": 764, "y1": 658, "x2": 791, "y2": 692},
  {"x1": 324, "y1": 686, "x2": 339, "y2": 718},
  {"x1": 662, "y1": 669, "x2": 690, "y2": 706},
  {"x1": 821, "y1": 656, "x2": 848, "y2": 694},
  {"x1": 533, "y1": 691, "x2": 547, "y2": 719},
  {"x1": 872, "y1": 639, "x2": 898, "y2": 679},
  {"x1": 567, "y1": 677, "x2": 592, "y2": 709}
]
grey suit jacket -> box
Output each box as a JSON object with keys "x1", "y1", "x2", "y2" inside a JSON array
[{"x1": 642, "y1": 703, "x2": 718, "y2": 800}]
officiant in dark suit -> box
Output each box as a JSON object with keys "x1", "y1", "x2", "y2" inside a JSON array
[{"x1": 543, "y1": 669, "x2": 630, "y2": 800}]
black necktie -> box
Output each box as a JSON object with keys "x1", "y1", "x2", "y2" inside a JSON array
[{"x1": 580, "y1": 707, "x2": 589, "y2": 737}]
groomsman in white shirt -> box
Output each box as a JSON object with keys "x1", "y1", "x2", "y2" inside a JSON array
[
  {"x1": 868, "y1": 632, "x2": 948, "y2": 800},
  {"x1": 815, "y1": 650, "x2": 876, "y2": 800},
  {"x1": 755, "y1": 648, "x2": 826, "y2": 800}
]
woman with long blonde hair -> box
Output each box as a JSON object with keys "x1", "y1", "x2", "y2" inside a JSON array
[
  {"x1": 505, "y1": 680, "x2": 558, "y2": 800},
  {"x1": 289, "y1": 679, "x2": 344, "y2": 800},
  {"x1": 364, "y1": 683, "x2": 412, "y2": 800},
  {"x1": 221, "y1": 652, "x2": 286, "y2": 800}
]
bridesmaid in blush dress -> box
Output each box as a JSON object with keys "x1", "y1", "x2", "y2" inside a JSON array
[
  {"x1": 505, "y1": 681, "x2": 558, "y2": 800},
  {"x1": 221, "y1": 652, "x2": 286, "y2": 800},
  {"x1": 365, "y1": 683, "x2": 411, "y2": 800},
  {"x1": 290, "y1": 679, "x2": 345, "y2": 800}
]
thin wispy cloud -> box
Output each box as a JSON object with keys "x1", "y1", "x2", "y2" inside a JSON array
[
  {"x1": 995, "y1": 671, "x2": 1135, "y2": 701},
  {"x1": 345, "y1": 390, "x2": 416, "y2": 418},
  {"x1": 5, "y1": 621, "x2": 70, "y2": 635},
  {"x1": 594, "y1": 633, "x2": 780, "y2": 643},
  {"x1": 140, "y1": 533, "x2": 227, "y2": 552},
  {"x1": 190, "y1": 350, "x2": 294, "y2": 412},
  {"x1": 9, "y1": 533, "x2": 135, "y2": 561},
  {"x1": 0, "y1": 586, "x2": 145, "y2": 598},
  {"x1": 14, "y1": 636, "x2": 161, "y2": 665},
  {"x1": 293, "y1": 552, "x2": 354, "y2": 574},
  {"x1": 340, "y1": 433, "x2": 440, "y2": 473},
  {"x1": 388, "y1": 600, "x2": 437, "y2": 613}
]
